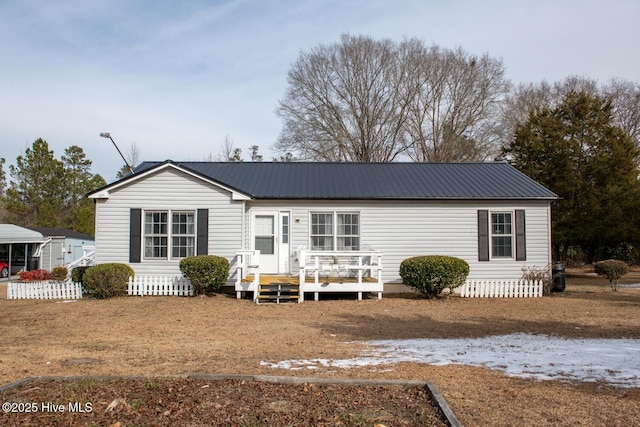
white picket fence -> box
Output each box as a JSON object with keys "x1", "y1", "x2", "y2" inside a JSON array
[
  {"x1": 460, "y1": 279, "x2": 543, "y2": 298},
  {"x1": 7, "y1": 281, "x2": 83, "y2": 300},
  {"x1": 127, "y1": 276, "x2": 193, "y2": 296}
]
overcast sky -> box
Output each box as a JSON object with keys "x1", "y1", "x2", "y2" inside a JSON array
[{"x1": 1, "y1": 0, "x2": 638, "y2": 182}]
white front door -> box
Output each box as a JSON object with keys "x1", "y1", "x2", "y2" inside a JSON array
[
  {"x1": 253, "y1": 212, "x2": 278, "y2": 273},
  {"x1": 252, "y1": 211, "x2": 290, "y2": 274}
]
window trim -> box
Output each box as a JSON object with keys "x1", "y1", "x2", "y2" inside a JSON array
[
  {"x1": 490, "y1": 211, "x2": 514, "y2": 259},
  {"x1": 309, "y1": 211, "x2": 360, "y2": 251},
  {"x1": 142, "y1": 209, "x2": 196, "y2": 261}
]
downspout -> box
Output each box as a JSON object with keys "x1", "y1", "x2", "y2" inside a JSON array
[
  {"x1": 33, "y1": 238, "x2": 52, "y2": 257},
  {"x1": 548, "y1": 203, "x2": 553, "y2": 265}
]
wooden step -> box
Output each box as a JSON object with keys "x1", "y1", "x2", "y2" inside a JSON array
[{"x1": 256, "y1": 283, "x2": 300, "y2": 304}]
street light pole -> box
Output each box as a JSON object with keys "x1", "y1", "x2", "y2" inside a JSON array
[{"x1": 100, "y1": 132, "x2": 135, "y2": 175}]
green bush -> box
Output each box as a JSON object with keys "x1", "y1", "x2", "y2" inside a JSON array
[
  {"x1": 399, "y1": 255, "x2": 470, "y2": 298},
  {"x1": 593, "y1": 259, "x2": 629, "y2": 291},
  {"x1": 83, "y1": 263, "x2": 135, "y2": 299},
  {"x1": 71, "y1": 266, "x2": 90, "y2": 285},
  {"x1": 179, "y1": 255, "x2": 230, "y2": 295},
  {"x1": 51, "y1": 266, "x2": 68, "y2": 281}
]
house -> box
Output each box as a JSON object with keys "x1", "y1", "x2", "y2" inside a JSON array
[
  {"x1": 88, "y1": 161, "x2": 557, "y2": 299},
  {"x1": 0, "y1": 224, "x2": 45, "y2": 275},
  {"x1": 28, "y1": 227, "x2": 95, "y2": 271}
]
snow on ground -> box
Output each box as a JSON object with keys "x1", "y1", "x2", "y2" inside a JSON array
[
  {"x1": 619, "y1": 283, "x2": 640, "y2": 288},
  {"x1": 261, "y1": 333, "x2": 640, "y2": 388}
]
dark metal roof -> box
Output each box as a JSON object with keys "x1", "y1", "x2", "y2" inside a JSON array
[
  {"x1": 29, "y1": 227, "x2": 94, "y2": 240},
  {"x1": 130, "y1": 161, "x2": 558, "y2": 200}
]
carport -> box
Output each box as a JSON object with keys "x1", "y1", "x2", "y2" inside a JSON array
[{"x1": 0, "y1": 224, "x2": 45, "y2": 277}]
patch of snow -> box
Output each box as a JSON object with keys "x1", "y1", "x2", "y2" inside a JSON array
[
  {"x1": 619, "y1": 283, "x2": 640, "y2": 288},
  {"x1": 261, "y1": 333, "x2": 640, "y2": 388}
]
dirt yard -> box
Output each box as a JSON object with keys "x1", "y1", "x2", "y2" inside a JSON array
[{"x1": 0, "y1": 270, "x2": 639, "y2": 426}]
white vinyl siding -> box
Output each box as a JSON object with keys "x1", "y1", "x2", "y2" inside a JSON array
[
  {"x1": 94, "y1": 166, "x2": 552, "y2": 283},
  {"x1": 245, "y1": 200, "x2": 551, "y2": 283},
  {"x1": 93, "y1": 168, "x2": 243, "y2": 277}
]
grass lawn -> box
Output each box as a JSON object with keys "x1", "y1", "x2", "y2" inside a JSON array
[{"x1": 0, "y1": 269, "x2": 638, "y2": 426}]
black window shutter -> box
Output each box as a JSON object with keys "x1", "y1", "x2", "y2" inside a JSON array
[
  {"x1": 197, "y1": 209, "x2": 209, "y2": 255},
  {"x1": 478, "y1": 210, "x2": 489, "y2": 262},
  {"x1": 515, "y1": 210, "x2": 526, "y2": 261},
  {"x1": 129, "y1": 209, "x2": 141, "y2": 263}
]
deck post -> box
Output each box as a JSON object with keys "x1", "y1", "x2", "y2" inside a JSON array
[{"x1": 298, "y1": 249, "x2": 306, "y2": 303}]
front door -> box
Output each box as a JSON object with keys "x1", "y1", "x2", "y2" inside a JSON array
[
  {"x1": 252, "y1": 211, "x2": 290, "y2": 274},
  {"x1": 253, "y1": 212, "x2": 278, "y2": 273}
]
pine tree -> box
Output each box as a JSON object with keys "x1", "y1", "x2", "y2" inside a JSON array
[
  {"x1": 5, "y1": 139, "x2": 66, "y2": 227},
  {"x1": 501, "y1": 91, "x2": 640, "y2": 261}
]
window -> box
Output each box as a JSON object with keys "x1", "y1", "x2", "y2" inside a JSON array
[
  {"x1": 254, "y1": 215, "x2": 275, "y2": 255},
  {"x1": 171, "y1": 211, "x2": 195, "y2": 258},
  {"x1": 491, "y1": 212, "x2": 513, "y2": 258},
  {"x1": 143, "y1": 210, "x2": 195, "y2": 259},
  {"x1": 311, "y1": 213, "x2": 333, "y2": 250},
  {"x1": 144, "y1": 211, "x2": 168, "y2": 258},
  {"x1": 337, "y1": 213, "x2": 359, "y2": 250},
  {"x1": 310, "y1": 212, "x2": 359, "y2": 251},
  {"x1": 282, "y1": 215, "x2": 289, "y2": 244}
]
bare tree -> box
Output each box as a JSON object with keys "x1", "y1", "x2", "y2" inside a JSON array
[
  {"x1": 500, "y1": 76, "x2": 598, "y2": 140},
  {"x1": 603, "y1": 78, "x2": 640, "y2": 146},
  {"x1": 403, "y1": 44, "x2": 511, "y2": 162},
  {"x1": 125, "y1": 141, "x2": 141, "y2": 168},
  {"x1": 276, "y1": 35, "x2": 509, "y2": 163},
  {"x1": 115, "y1": 141, "x2": 142, "y2": 179},
  {"x1": 213, "y1": 134, "x2": 236, "y2": 161},
  {"x1": 499, "y1": 76, "x2": 640, "y2": 156},
  {"x1": 275, "y1": 34, "x2": 413, "y2": 162}
]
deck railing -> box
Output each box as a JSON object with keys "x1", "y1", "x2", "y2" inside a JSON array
[
  {"x1": 298, "y1": 250, "x2": 384, "y2": 302},
  {"x1": 65, "y1": 246, "x2": 96, "y2": 278},
  {"x1": 234, "y1": 250, "x2": 261, "y2": 300}
]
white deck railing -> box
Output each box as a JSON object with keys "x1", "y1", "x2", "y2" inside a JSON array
[
  {"x1": 7, "y1": 280, "x2": 83, "y2": 300},
  {"x1": 234, "y1": 250, "x2": 261, "y2": 300},
  {"x1": 298, "y1": 250, "x2": 384, "y2": 302},
  {"x1": 460, "y1": 279, "x2": 543, "y2": 298}
]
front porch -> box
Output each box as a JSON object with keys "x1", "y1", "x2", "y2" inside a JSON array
[{"x1": 235, "y1": 250, "x2": 384, "y2": 303}]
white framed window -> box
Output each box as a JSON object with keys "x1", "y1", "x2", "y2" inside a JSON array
[
  {"x1": 310, "y1": 212, "x2": 360, "y2": 251},
  {"x1": 490, "y1": 212, "x2": 513, "y2": 258},
  {"x1": 337, "y1": 213, "x2": 359, "y2": 250},
  {"x1": 171, "y1": 211, "x2": 195, "y2": 258},
  {"x1": 143, "y1": 210, "x2": 195, "y2": 259}
]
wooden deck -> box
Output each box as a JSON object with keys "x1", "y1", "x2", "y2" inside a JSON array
[{"x1": 242, "y1": 275, "x2": 378, "y2": 285}]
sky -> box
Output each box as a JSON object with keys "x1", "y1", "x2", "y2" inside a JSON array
[{"x1": 1, "y1": 0, "x2": 639, "y2": 182}]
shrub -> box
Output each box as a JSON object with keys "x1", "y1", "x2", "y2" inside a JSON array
[
  {"x1": 83, "y1": 263, "x2": 135, "y2": 299},
  {"x1": 179, "y1": 255, "x2": 230, "y2": 295},
  {"x1": 521, "y1": 265, "x2": 553, "y2": 295},
  {"x1": 51, "y1": 266, "x2": 68, "y2": 281},
  {"x1": 593, "y1": 259, "x2": 629, "y2": 291},
  {"x1": 71, "y1": 266, "x2": 90, "y2": 285},
  {"x1": 399, "y1": 255, "x2": 470, "y2": 298},
  {"x1": 18, "y1": 269, "x2": 52, "y2": 281}
]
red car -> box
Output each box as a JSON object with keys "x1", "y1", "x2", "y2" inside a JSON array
[{"x1": 0, "y1": 261, "x2": 8, "y2": 278}]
